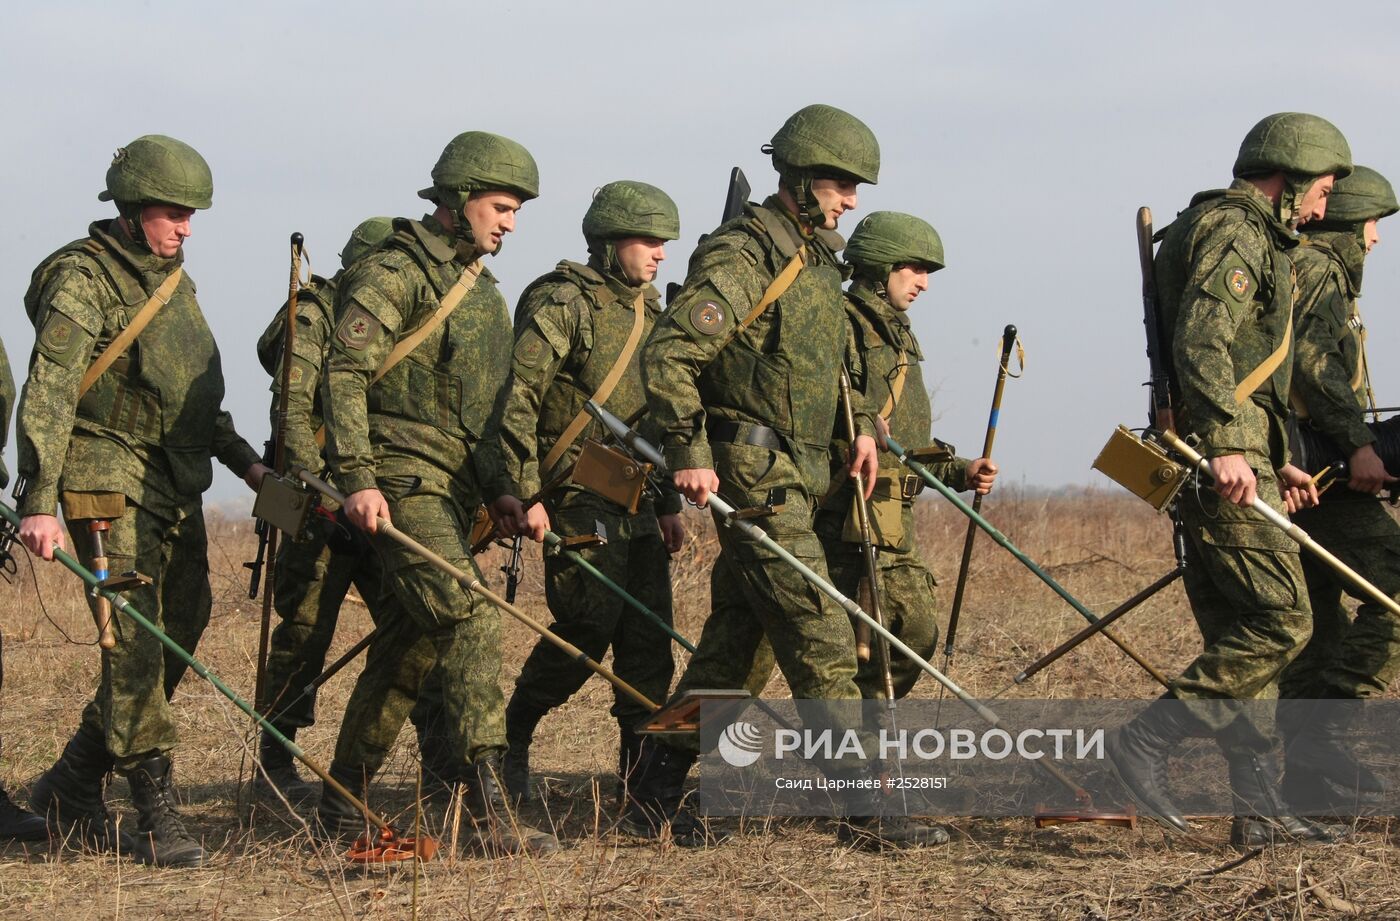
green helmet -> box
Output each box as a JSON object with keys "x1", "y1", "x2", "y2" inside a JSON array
[
  {"x1": 98, "y1": 135, "x2": 213, "y2": 209},
  {"x1": 418, "y1": 131, "x2": 540, "y2": 209},
  {"x1": 846, "y1": 211, "x2": 945, "y2": 282},
  {"x1": 767, "y1": 104, "x2": 880, "y2": 184},
  {"x1": 1233, "y1": 112, "x2": 1353, "y2": 181},
  {"x1": 340, "y1": 216, "x2": 395, "y2": 269},
  {"x1": 1321, "y1": 165, "x2": 1398, "y2": 225},
  {"x1": 582, "y1": 181, "x2": 680, "y2": 242}
]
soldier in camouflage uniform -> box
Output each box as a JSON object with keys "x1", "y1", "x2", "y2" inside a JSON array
[
  {"x1": 630, "y1": 105, "x2": 945, "y2": 850},
  {"x1": 253, "y1": 218, "x2": 396, "y2": 800},
  {"x1": 1108, "y1": 113, "x2": 1351, "y2": 846},
  {"x1": 818, "y1": 212, "x2": 997, "y2": 703},
  {"x1": 483, "y1": 181, "x2": 685, "y2": 803},
  {"x1": 0, "y1": 337, "x2": 50, "y2": 844},
  {"x1": 1277, "y1": 165, "x2": 1400, "y2": 805},
  {"x1": 17, "y1": 136, "x2": 270, "y2": 867},
  {"x1": 313, "y1": 132, "x2": 558, "y2": 855}
]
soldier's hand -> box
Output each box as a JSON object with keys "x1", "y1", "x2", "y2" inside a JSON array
[
  {"x1": 345, "y1": 488, "x2": 391, "y2": 534},
  {"x1": 19, "y1": 514, "x2": 65, "y2": 561},
  {"x1": 849, "y1": 434, "x2": 879, "y2": 500},
  {"x1": 523, "y1": 502, "x2": 550, "y2": 543},
  {"x1": 967, "y1": 457, "x2": 999, "y2": 495},
  {"x1": 659, "y1": 513, "x2": 685, "y2": 553},
  {"x1": 489, "y1": 495, "x2": 528, "y2": 539},
  {"x1": 1209, "y1": 454, "x2": 1257, "y2": 507},
  {"x1": 243, "y1": 462, "x2": 273, "y2": 493},
  {"x1": 674, "y1": 468, "x2": 720, "y2": 508},
  {"x1": 872, "y1": 415, "x2": 891, "y2": 451},
  {"x1": 1278, "y1": 463, "x2": 1320, "y2": 513},
  {"x1": 1346, "y1": 444, "x2": 1395, "y2": 495}
]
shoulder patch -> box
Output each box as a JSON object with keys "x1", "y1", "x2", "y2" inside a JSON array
[
  {"x1": 37, "y1": 313, "x2": 88, "y2": 367},
  {"x1": 689, "y1": 301, "x2": 726, "y2": 336},
  {"x1": 514, "y1": 328, "x2": 549, "y2": 369},
  {"x1": 335, "y1": 304, "x2": 380, "y2": 351},
  {"x1": 1225, "y1": 266, "x2": 1251, "y2": 301}
]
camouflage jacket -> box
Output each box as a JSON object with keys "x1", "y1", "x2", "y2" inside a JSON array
[
  {"x1": 256, "y1": 272, "x2": 340, "y2": 477},
  {"x1": 0, "y1": 338, "x2": 13, "y2": 489},
  {"x1": 641, "y1": 195, "x2": 875, "y2": 497},
  {"x1": 823, "y1": 278, "x2": 969, "y2": 519},
  {"x1": 1289, "y1": 231, "x2": 1375, "y2": 457},
  {"x1": 1155, "y1": 180, "x2": 1298, "y2": 467},
  {"x1": 321, "y1": 215, "x2": 512, "y2": 501},
  {"x1": 16, "y1": 220, "x2": 259, "y2": 518},
  {"x1": 483, "y1": 258, "x2": 681, "y2": 518}
]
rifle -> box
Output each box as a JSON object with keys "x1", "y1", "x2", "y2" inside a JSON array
[
  {"x1": 243, "y1": 442, "x2": 274, "y2": 599},
  {"x1": 1138, "y1": 207, "x2": 1174, "y2": 433},
  {"x1": 722, "y1": 166, "x2": 750, "y2": 224},
  {"x1": 254, "y1": 232, "x2": 304, "y2": 713}
]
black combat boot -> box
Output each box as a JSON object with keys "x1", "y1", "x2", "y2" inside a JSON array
[
  {"x1": 122, "y1": 755, "x2": 205, "y2": 868},
  {"x1": 460, "y1": 752, "x2": 559, "y2": 856},
  {"x1": 314, "y1": 764, "x2": 371, "y2": 843},
  {"x1": 619, "y1": 739, "x2": 710, "y2": 845},
  {"x1": 615, "y1": 723, "x2": 645, "y2": 804},
  {"x1": 0, "y1": 783, "x2": 48, "y2": 843},
  {"x1": 502, "y1": 696, "x2": 547, "y2": 805},
  {"x1": 29, "y1": 724, "x2": 131, "y2": 852},
  {"x1": 1105, "y1": 695, "x2": 1196, "y2": 833},
  {"x1": 1225, "y1": 749, "x2": 1348, "y2": 847},
  {"x1": 835, "y1": 767, "x2": 950, "y2": 850},
  {"x1": 1281, "y1": 701, "x2": 1385, "y2": 811},
  {"x1": 254, "y1": 730, "x2": 316, "y2": 803}
]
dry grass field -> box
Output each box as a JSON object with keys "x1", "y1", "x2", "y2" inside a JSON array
[{"x1": 2, "y1": 488, "x2": 1399, "y2": 919}]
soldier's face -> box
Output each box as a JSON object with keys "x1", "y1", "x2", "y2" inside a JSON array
[
  {"x1": 614, "y1": 236, "x2": 666, "y2": 285},
  {"x1": 1296, "y1": 174, "x2": 1335, "y2": 225},
  {"x1": 810, "y1": 177, "x2": 859, "y2": 229},
  {"x1": 139, "y1": 204, "x2": 195, "y2": 258},
  {"x1": 462, "y1": 191, "x2": 523, "y2": 254},
  {"x1": 1364, "y1": 219, "x2": 1380, "y2": 253},
  {"x1": 885, "y1": 264, "x2": 929, "y2": 311}
]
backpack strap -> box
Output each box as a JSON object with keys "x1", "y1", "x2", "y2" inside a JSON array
[{"x1": 77, "y1": 267, "x2": 183, "y2": 398}]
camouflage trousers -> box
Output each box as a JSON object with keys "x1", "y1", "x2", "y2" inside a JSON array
[
  {"x1": 66, "y1": 498, "x2": 210, "y2": 768},
  {"x1": 671, "y1": 444, "x2": 862, "y2": 732},
  {"x1": 511, "y1": 490, "x2": 675, "y2": 725},
  {"x1": 331, "y1": 477, "x2": 502, "y2": 782},
  {"x1": 1280, "y1": 496, "x2": 1400, "y2": 699},
  {"x1": 1172, "y1": 474, "x2": 1313, "y2": 750}
]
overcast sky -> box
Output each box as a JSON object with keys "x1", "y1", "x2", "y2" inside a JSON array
[{"x1": 3, "y1": 0, "x2": 1398, "y2": 504}]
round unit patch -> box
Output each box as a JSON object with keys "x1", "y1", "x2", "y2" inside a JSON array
[
  {"x1": 1226, "y1": 267, "x2": 1251, "y2": 300},
  {"x1": 690, "y1": 301, "x2": 726, "y2": 336}
]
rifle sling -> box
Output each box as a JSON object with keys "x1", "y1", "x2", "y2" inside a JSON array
[{"x1": 77, "y1": 267, "x2": 183, "y2": 398}]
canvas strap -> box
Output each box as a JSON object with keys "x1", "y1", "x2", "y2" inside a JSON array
[{"x1": 77, "y1": 268, "x2": 183, "y2": 397}]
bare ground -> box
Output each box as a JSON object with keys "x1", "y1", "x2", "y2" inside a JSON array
[{"x1": 2, "y1": 488, "x2": 1398, "y2": 920}]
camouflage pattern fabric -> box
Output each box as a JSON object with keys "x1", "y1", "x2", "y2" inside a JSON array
[
  {"x1": 255, "y1": 274, "x2": 341, "y2": 478},
  {"x1": 485, "y1": 259, "x2": 678, "y2": 725},
  {"x1": 644, "y1": 198, "x2": 876, "y2": 734},
  {"x1": 17, "y1": 220, "x2": 260, "y2": 519},
  {"x1": 0, "y1": 338, "x2": 12, "y2": 711},
  {"x1": 14, "y1": 219, "x2": 257, "y2": 767},
  {"x1": 322, "y1": 215, "x2": 513, "y2": 777},
  {"x1": 1279, "y1": 230, "x2": 1400, "y2": 699},
  {"x1": 67, "y1": 498, "x2": 212, "y2": 767},
  {"x1": 1155, "y1": 181, "x2": 1312, "y2": 746}
]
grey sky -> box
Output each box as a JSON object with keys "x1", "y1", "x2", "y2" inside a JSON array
[{"x1": 3, "y1": 0, "x2": 1398, "y2": 503}]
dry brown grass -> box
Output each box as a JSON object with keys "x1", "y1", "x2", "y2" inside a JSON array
[{"x1": 2, "y1": 489, "x2": 1399, "y2": 920}]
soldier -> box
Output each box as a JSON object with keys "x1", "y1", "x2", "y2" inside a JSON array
[
  {"x1": 1277, "y1": 165, "x2": 1400, "y2": 805},
  {"x1": 252, "y1": 217, "x2": 396, "y2": 800},
  {"x1": 1107, "y1": 113, "x2": 1351, "y2": 845},
  {"x1": 630, "y1": 105, "x2": 946, "y2": 850},
  {"x1": 313, "y1": 132, "x2": 558, "y2": 855},
  {"x1": 0, "y1": 337, "x2": 49, "y2": 844},
  {"x1": 16, "y1": 135, "x2": 271, "y2": 867},
  {"x1": 816, "y1": 212, "x2": 997, "y2": 702},
  {"x1": 484, "y1": 181, "x2": 685, "y2": 803}
]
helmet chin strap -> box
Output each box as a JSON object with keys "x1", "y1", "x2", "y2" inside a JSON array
[
  {"x1": 1278, "y1": 173, "x2": 1317, "y2": 229},
  {"x1": 116, "y1": 202, "x2": 152, "y2": 252}
]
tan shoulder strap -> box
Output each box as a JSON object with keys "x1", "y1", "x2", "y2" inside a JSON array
[
  {"x1": 734, "y1": 248, "x2": 806, "y2": 336},
  {"x1": 878, "y1": 352, "x2": 908, "y2": 420},
  {"x1": 77, "y1": 267, "x2": 183, "y2": 398},
  {"x1": 1233, "y1": 314, "x2": 1292, "y2": 404},
  {"x1": 540, "y1": 293, "x2": 647, "y2": 473},
  {"x1": 369, "y1": 260, "x2": 482, "y2": 385}
]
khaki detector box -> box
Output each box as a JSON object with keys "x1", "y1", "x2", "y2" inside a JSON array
[{"x1": 1092, "y1": 425, "x2": 1189, "y2": 511}]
